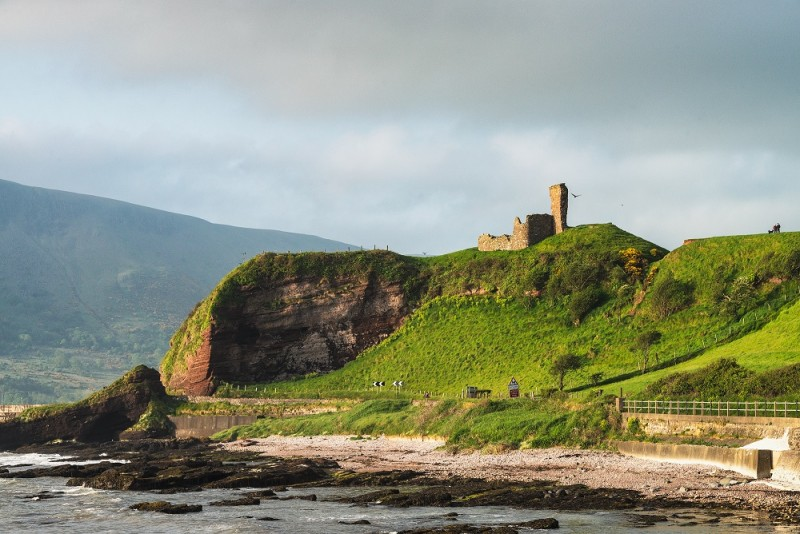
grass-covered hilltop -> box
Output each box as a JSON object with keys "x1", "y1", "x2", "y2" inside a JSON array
[{"x1": 158, "y1": 223, "x2": 800, "y2": 448}]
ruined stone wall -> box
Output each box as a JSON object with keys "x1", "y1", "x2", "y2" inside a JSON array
[
  {"x1": 477, "y1": 183, "x2": 568, "y2": 251},
  {"x1": 478, "y1": 232, "x2": 514, "y2": 251},
  {"x1": 549, "y1": 183, "x2": 568, "y2": 234},
  {"x1": 478, "y1": 214, "x2": 556, "y2": 251},
  {"x1": 525, "y1": 213, "x2": 556, "y2": 244}
]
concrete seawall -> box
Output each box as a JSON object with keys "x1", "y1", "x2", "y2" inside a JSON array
[
  {"x1": 616, "y1": 441, "x2": 772, "y2": 479},
  {"x1": 772, "y1": 451, "x2": 800, "y2": 485},
  {"x1": 168, "y1": 415, "x2": 258, "y2": 439}
]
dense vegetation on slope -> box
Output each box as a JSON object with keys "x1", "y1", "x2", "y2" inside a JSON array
[
  {"x1": 642, "y1": 358, "x2": 800, "y2": 400},
  {"x1": 198, "y1": 227, "x2": 800, "y2": 400},
  {"x1": 0, "y1": 179, "x2": 353, "y2": 402}
]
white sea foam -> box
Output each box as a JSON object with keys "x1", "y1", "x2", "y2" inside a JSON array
[
  {"x1": 0, "y1": 452, "x2": 67, "y2": 467},
  {"x1": 0, "y1": 452, "x2": 128, "y2": 471}
]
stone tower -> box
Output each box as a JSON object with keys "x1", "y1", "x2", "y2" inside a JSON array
[
  {"x1": 477, "y1": 183, "x2": 569, "y2": 251},
  {"x1": 549, "y1": 183, "x2": 568, "y2": 234}
]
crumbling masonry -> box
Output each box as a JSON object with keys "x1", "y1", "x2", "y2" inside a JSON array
[{"x1": 478, "y1": 183, "x2": 569, "y2": 251}]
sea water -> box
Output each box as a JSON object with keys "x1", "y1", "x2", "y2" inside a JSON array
[{"x1": 0, "y1": 452, "x2": 787, "y2": 533}]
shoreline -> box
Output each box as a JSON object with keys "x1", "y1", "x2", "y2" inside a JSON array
[{"x1": 223, "y1": 435, "x2": 800, "y2": 522}]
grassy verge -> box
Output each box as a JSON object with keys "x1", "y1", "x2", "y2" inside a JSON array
[{"x1": 213, "y1": 397, "x2": 628, "y2": 450}]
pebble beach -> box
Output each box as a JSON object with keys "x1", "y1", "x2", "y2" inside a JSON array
[{"x1": 224, "y1": 435, "x2": 800, "y2": 522}]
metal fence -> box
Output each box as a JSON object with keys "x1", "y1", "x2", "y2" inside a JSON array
[{"x1": 622, "y1": 399, "x2": 800, "y2": 418}]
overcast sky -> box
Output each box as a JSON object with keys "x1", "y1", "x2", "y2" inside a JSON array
[{"x1": 1, "y1": 1, "x2": 798, "y2": 255}]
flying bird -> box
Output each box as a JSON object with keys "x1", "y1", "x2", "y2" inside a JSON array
[{"x1": 571, "y1": 193, "x2": 582, "y2": 198}]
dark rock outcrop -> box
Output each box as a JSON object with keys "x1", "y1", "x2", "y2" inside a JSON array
[
  {"x1": 0, "y1": 365, "x2": 166, "y2": 450},
  {"x1": 129, "y1": 501, "x2": 203, "y2": 514},
  {"x1": 167, "y1": 270, "x2": 412, "y2": 395},
  {"x1": 63, "y1": 456, "x2": 332, "y2": 492},
  {"x1": 209, "y1": 496, "x2": 261, "y2": 506}
]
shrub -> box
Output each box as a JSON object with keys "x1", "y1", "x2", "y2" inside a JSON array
[
  {"x1": 634, "y1": 330, "x2": 662, "y2": 372},
  {"x1": 719, "y1": 274, "x2": 758, "y2": 318},
  {"x1": 643, "y1": 358, "x2": 755, "y2": 399},
  {"x1": 568, "y1": 287, "x2": 605, "y2": 325},
  {"x1": 619, "y1": 248, "x2": 648, "y2": 282},
  {"x1": 747, "y1": 364, "x2": 800, "y2": 398},
  {"x1": 626, "y1": 417, "x2": 642, "y2": 436},
  {"x1": 649, "y1": 272, "x2": 694, "y2": 319}
]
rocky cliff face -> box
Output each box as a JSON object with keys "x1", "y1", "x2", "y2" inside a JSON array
[
  {"x1": 165, "y1": 273, "x2": 411, "y2": 395},
  {"x1": 0, "y1": 366, "x2": 166, "y2": 450}
]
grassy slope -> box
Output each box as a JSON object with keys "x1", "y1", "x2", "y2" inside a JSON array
[
  {"x1": 207, "y1": 229, "x2": 800, "y2": 400},
  {"x1": 615, "y1": 297, "x2": 800, "y2": 395}
]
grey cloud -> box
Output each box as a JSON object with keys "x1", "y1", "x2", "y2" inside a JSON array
[
  {"x1": 1, "y1": 1, "x2": 798, "y2": 254},
  {"x1": 2, "y1": 2, "x2": 798, "y2": 133}
]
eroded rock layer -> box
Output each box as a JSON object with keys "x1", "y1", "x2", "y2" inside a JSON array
[{"x1": 167, "y1": 273, "x2": 410, "y2": 395}]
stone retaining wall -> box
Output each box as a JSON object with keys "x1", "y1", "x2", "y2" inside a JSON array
[
  {"x1": 0, "y1": 404, "x2": 38, "y2": 422},
  {"x1": 168, "y1": 415, "x2": 258, "y2": 439},
  {"x1": 622, "y1": 412, "x2": 800, "y2": 440}
]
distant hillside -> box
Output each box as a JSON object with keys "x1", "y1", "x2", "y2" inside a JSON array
[
  {"x1": 0, "y1": 179, "x2": 353, "y2": 402},
  {"x1": 163, "y1": 224, "x2": 800, "y2": 401}
]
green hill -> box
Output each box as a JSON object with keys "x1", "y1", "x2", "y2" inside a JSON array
[
  {"x1": 194, "y1": 226, "x2": 800, "y2": 401},
  {"x1": 0, "y1": 179, "x2": 354, "y2": 402}
]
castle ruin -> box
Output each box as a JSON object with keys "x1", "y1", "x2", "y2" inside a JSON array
[{"x1": 478, "y1": 183, "x2": 569, "y2": 251}]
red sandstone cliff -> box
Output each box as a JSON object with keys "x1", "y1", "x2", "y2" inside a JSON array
[{"x1": 165, "y1": 273, "x2": 410, "y2": 395}]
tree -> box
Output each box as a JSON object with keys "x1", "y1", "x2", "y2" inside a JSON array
[
  {"x1": 634, "y1": 330, "x2": 662, "y2": 372},
  {"x1": 550, "y1": 353, "x2": 584, "y2": 391}
]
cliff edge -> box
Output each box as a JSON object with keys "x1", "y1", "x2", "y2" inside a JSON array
[{"x1": 161, "y1": 251, "x2": 420, "y2": 395}]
